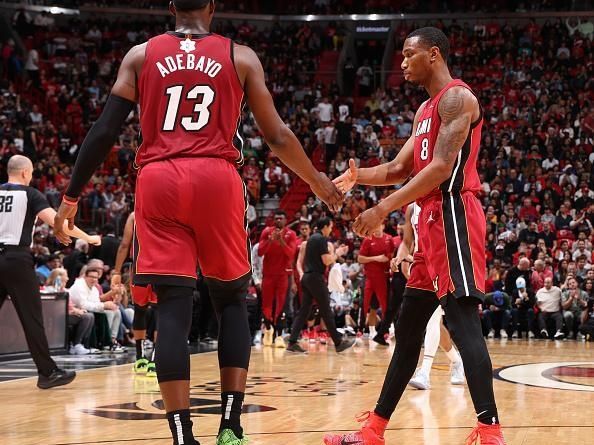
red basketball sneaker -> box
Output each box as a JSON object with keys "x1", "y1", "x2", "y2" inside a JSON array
[
  {"x1": 323, "y1": 411, "x2": 388, "y2": 445},
  {"x1": 465, "y1": 422, "x2": 507, "y2": 445}
]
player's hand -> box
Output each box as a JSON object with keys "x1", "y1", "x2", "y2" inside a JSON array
[
  {"x1": 333, "y1": 159, "x2": 358, "y2": 194},
  {"x1": 54, "y1": 201, "x2": 78, "y2": 245},
  {"x1": 353, "y1": 206, "x2": 386, "y2": 238},
  {"x1": 310, "y1": 171, "x2": 343, "y2": 213},
  {"x1": 88, "y1": 235, "x2": 102, "y2": 246},
  {"x1": 376, "y1": 254, "x2": 390, "y2": 263}
]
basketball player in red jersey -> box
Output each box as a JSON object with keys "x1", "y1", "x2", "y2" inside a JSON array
[
  {"x1": 53, "y1": 2, "x2": 343, "y2": 444},
  {"x1": 111, "y1": 212, "x2": 159, "y2": 377},
  {"x1": 325, "y1": 27, "x2": 506, "y2": 445}
]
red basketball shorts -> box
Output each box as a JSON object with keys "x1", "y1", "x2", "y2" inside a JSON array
[
  {"x1": 363, "y1": 274, "x2": 388, "y2": 315},
  {"x1": 406, "y1": 191, "x2": 485, "y2": 301},
  {"x1": 130, "y1": 283, "x2": 157, "y2": 306},
  {"x1": 133, "y1": 157, "x2": 251, "y2": 287}
]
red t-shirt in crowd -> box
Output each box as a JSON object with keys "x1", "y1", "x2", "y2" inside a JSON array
[
  {"x1": 258, "y1": 226, "x2": 298, "y2": 276},
  {"x1": 360, "y1": 233, "x2": 395, "y2": 278}
]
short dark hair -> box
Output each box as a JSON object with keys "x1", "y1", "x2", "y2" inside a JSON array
[
  {"x1": 316, "y1": 217, "x2": 333, "y2": 231},
  {"x1": 173, "y1": 0, "x2": 211, "y2": 11},
  {"x1": 406, "y1": 27, "x2": 450, "y2": 61},
  {"x1": 274, "y1": 209, "x2": 287, "y2": 217}
]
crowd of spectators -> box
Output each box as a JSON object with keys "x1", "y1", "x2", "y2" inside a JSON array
[
  {"x1": 1, "y1": 9, "x2": 594, "y2": 352},
  {"x1": 6, "y1": 0, "x2": 588, "y2": 14}
]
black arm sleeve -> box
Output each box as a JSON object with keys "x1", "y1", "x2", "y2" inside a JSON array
[{"x1": 66, "y1": 95, "x2": 136, "y2": 198}]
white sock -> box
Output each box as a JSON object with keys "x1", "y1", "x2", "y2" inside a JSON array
[
  {"x1": 420, "y1": 354, "x2": 435, "y2": 374},
  {"x1": 369, "y1": 325, "x2": 377, "y2": 337},
  {"x1": 444, "y1": 346, "x2": 461, "y2": 364}
]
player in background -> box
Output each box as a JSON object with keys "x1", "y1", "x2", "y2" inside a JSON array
[
  {"x1": 394, "y1": 204, "x2": 465, "y2": 390},
  {"x1": 111, "y1": 212, "x2": 159, "y2": 377}
]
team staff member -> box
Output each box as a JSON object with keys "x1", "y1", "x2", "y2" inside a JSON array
[
  {"x1": 357, "y1": 223, "x2": 395, "y2": 341},
  {"x1": 53, "y1": 1, "x2": 343, "y2": 444},
  {"x1": 0, "y1": 155, "x2": 99, "y2": 389},
  {"x1": 111, "y1": 212, "x2": 158, "y2": 376},
  {"x1": 286, "y1": 217, "x2": 355, "y2": 354},
  {"x1": 258, "y1": 209, "x2": 297, "y2": 348}
]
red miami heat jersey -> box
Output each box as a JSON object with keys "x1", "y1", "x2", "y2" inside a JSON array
[
  {"x1": 413, "y1": 79, "x2": 483, "y2": 201},
  {"x1": 136, "y1": 32, "x2": 244, "y2": 167}
]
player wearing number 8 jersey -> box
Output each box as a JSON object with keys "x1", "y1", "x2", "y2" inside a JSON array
[
  {"x1": 54, "y1": 2, "x2": 343, "y2": 445},
  {"x1": 327, "y1": 27, "x2": 506, "y2": 445}
]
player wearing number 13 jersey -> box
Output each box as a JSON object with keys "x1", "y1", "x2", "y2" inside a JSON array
[{"x1": 54, "y1": 2, "x2": 343, "y2": 445}]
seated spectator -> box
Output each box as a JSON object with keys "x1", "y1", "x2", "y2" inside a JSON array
[
  {"x1": 511, "y1": 277, "x2": 535, "y2": 338},
  {"x1": 68, "y1": 268, "x2": 123, "y2": 352},
  {"x1": 483, "y1": 290, "x2": 512, "y2": 339},
  {"x1": 535, "y1": 277, "x2": 565, "y2": 339},
  {"x1": 45, "y1": 268, "x2": 95, "y2": 355},
  {"x1": 561, "y1": 276, "x2": 589, "y2": 338},
  {"x1": 36, "y1": 253, "x2": 61, "y2": 282},
  {"x1": 578, "y1": 296, "x2": 594, "y2": 341}
]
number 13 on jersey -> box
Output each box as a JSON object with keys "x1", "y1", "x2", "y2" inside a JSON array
[{"x1": 162, "y1": 84, "x2": 215, "y2": 132}]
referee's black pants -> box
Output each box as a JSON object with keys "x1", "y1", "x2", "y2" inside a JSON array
[
  {"x1": 0, "y1": 249, "x2": 57, "y2": 376},
  {"x1": 288, "y1": 272, "x2": 342, "y2": 345}
]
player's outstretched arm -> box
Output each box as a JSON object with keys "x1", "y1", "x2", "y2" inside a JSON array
[
  {"x1": 353, "y1": 87, "x2": 477, "y2": 237},
  {"x1": 54, "y1": 44, "x2": 145, "y2": 244},
  {"x1": 234, "y1": 44, "x2": 342, "y2": 212},
  {"x1": 38, "y1": 207, "x2": 101, "y2": 246},
  {"x1": 333, "y1": 106, "x2": 425, "y2": 193}
]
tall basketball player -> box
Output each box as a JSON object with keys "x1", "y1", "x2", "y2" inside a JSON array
[
  {"x1": 54, "y1": 2, "x2": 343, "y2": 444},
  {"x1": 326, "y1": 27, "x2": 506, "y2": 444}
]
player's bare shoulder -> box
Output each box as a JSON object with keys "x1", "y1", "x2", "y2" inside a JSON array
[
  {"x1": 232, "y1": 42, "x2": 262, "y2": 86},
  {"x1": 438, "y1": 86, "x2": 479, "y2": 123}
]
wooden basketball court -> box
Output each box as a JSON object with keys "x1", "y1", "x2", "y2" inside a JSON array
[{"x1": 1, "y1": 339, "x2": 593, "y2": 445}]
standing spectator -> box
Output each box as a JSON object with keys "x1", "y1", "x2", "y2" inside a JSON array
[
  {"x1": 483, "y1": 290, "x2": 512, "y2": 339},
  {"x1": 531, "y1": 259, "x2": 553, "y2": 292},
  {"x1": 109, "y1": 191, "x2": 128, "y2": 235},
  {"x1": 356, "y1": 60, "x2": 373, "y2": 96},
  {"x1": 535, "y1": 277, "x2": 565, "y2": 339},
  {"x1": 561, "y1": 276, "x2": 589, "y2": 338},
  {"x1": 258, "y1": 210, "x2": 297, "y2": 347},
  {"x1": 505, "y1": 257, "x2": 532, "y2": 295},
  {"x1": 317, "y1": 96, "x2": 333, "y2": 123},
  {"x1": 24, "y1": 48, "x2": 40, "y2": 89},
  {"x1": 263, "y1": 159, "x2": 283, "y2": 198}
]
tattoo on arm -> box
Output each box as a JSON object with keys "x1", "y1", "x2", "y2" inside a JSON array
[{"x1": 434, "y1": 88, "x2": 475, "y2": 165}]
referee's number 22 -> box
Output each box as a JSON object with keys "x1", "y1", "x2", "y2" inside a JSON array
[
  {"x1": 162, "y1": 85, "x2": 215, "y2": 132},
  {"x1": 0, "y1": 195, "x2": 13, "y2": 212}
]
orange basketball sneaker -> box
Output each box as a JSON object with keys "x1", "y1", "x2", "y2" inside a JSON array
[
  {"x1": 465, "y1": 422, "x2": 507, "y2": 445},
  {"x1": 323, "y1": 411, "x2": 388, "y2": 445}
]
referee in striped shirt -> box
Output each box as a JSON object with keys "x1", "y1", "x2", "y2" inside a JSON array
[{"x1": 0, "y1": 155, "x2": 100, "y2": 389}]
